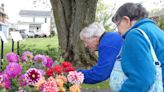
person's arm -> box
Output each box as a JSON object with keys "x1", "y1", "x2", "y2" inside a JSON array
[
  {"x1": 80, "y1": 46, "x2": 120, "y2": 84},
  {"x1": 120, "y1": 30, "x2": 156, "y2": 92},
  {"x1": 79, "y1": 33, "x2": 123, "y2": 84}
]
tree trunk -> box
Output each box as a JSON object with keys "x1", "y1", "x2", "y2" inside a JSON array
[{"x1": 50, "y1": 0, "x2": 98, "y2": 67}]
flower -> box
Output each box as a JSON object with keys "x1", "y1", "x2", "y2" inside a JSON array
[
  {"x1": 18, "y1": 89, "x2": 27, "y2": 92},
  {"x1": 22, "y1": 51, "x2": 33, "y2": 62},
  {"x1": 34, "y1": 76, "x2": 46, "y2": 90},
  {"x1": 18, "y1": 75, "x2": 27, "y2": 87},
  {"x1": 40, "y1": 77, "x2": 57, "y2": 92},
  {"x1": 67, "y1": 71, "x2": 84, "y2": 85},
  {"x1": 69, "y1": 85, "x2": 81, "y2": 92},
  {"x1": 3, "y1": 74, "x2": 11, "y2": 90},
  {"x1": 43, "y1": 56, "x2": 54, "y2": 68},
  {"x1": 34, "y1": 55, "x2": 47, "y2": 64},
  {"x1": 5, "y1": 62, "x2": 22, "y2": 78},
  {"x1": 56, "y1": 75, "x2": 67, "y2": 83},
  {"x1": 53, "y1": 65, "x2": 63, "y2": 74},
  {"x1": 62, "y1": 61, "x2": 72, "y2": 68},
  {"x1": 0, "y1": 74, "x2": 4, "y2": 84},
  {"x1": 65, "y1": 67, "x2": 75, "y2": 73},
  {"x1": 6, "y1": 52, "x2": 19, "y2": 63},
  {"x1": 39, "y1": 69, "x2": 45, "y2": 76},
  {"x1": 25, "y1": 68, "x2": 41, "y2": 85},
  {"x1": 46, "y1": 68, "x2": 54, "y2": 77}
]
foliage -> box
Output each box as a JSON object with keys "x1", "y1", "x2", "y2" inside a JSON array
[
  {"x1": 157, "y1": 16, "x2": 164, "y2": 30},
  {"x1": 96, "y1": 0, "x2": 116, "y2": 31}
]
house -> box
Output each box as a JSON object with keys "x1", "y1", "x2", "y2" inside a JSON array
[
  {"x1": 0, "y1": 3, "x2": 9, "y2": 38},
  {"x1": 18, "y1": 10, "x2": 51, "y2": 36}
]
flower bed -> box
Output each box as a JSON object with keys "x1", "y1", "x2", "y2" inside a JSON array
[{"x1": 0, "y1": 51, "x2": 84, "y2": 92}]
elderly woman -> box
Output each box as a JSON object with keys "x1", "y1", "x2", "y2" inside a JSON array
[{"x1": 112, "y1": 2, "x2": 164, "y2": 92}]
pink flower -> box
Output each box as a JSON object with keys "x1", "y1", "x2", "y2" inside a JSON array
[
  {"x1": 34, "y1": 55, "x2": 47, "y2": 64},
  {"x1": 43, "y1": 56, "x2": 54, "y2": 68},
  {"x1": 6, "y1": 52, "x2": 19, "y2": 63},
  {"x1": 5, "y1": 62, "x2": 22, "y2": 78},
  {"x1": 0, "y1": 74, "x2": 3, "y2": 84},
  {"x1": 25, "y1": 68, "x2": 41, "y2": 85},
  {"x1": 67, "y1": 71, "x2": 84, "y2": 85},
  {"x1": 40, "y1": 77, "x2": 57, "y2": 92},
  {"x1": 22, "y1": 51, "x2": 33, "y2": 62},
  {"x1": 18, "y1": 75, "x2": 27, "y2": 87}
]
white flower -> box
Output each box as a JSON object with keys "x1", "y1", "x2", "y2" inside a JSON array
[{"x1": 67, "y1": 71, "x2": 84, "y2": 85}]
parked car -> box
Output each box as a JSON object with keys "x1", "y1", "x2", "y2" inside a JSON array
[
  {"x1": 17, "y1": 29, "x2": 28, "y2": 39},
  {"x1": 25, "y1": 31, "x2": 35, "y2": 38},
  {"x1": 34, "y1": 31, "x2": 43, "y2": 38}
]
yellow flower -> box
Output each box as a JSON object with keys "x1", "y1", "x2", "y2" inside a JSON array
[{"x1": 69, "y1": 85, "x2": 81, "y2": 92}]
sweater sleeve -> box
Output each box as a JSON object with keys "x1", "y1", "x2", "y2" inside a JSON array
[
  {"x1": 120, "y1": 30, "x2": 156, "y2": 92},
  {"x1": 79, "y1": 32, "x2": 123, "y2": 84}
]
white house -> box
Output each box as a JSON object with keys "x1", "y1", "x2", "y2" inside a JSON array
[
  {"x1": 0, "y1": 4, "x2": 9, "y2": 38},
  {"x1": 18, "y1": 10, "x2": 51, "y2": 36}
]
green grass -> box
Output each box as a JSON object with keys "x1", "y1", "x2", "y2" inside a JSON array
[
  {"x1": 0, "y1": 36, "x2": 58, "y2": 58},
  {"x1": 0, "y1": 36, "x2": 109, "y2": 89},
  {"x1": 82, "y1": 80, "x2": 109, "y2": 89}
]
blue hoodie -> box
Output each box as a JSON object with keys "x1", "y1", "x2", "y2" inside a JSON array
[
  {"x1": 120, "y1": 18, "x2": 164, "y2": 92},
  {"x1": 79, "y1": 32, "x2": 123, "y2": 84}
]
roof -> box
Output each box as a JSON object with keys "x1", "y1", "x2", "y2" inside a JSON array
[{"x1": 19, "y1": 10, "x2": 51, "y2": 17}]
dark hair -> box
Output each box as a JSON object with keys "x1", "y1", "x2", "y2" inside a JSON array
[{"x1": 112, "y1": 3, "x2": 148, "y2": 23}]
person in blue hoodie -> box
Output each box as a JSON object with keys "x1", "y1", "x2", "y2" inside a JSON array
[
  {"x1": 112, "y1": 3, "x2": 164, "y2": 92},
  {"x1": 79, "y1": 22, "x2": 123, "y2": 84}
]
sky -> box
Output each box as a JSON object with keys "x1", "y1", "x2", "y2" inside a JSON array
[{"x1": 0, "y1": 0, "x2": 163, "y2": 23}]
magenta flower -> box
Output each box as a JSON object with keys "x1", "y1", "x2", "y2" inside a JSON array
[
  {"x1": 34, "y1": 55, "x2": 47, "y2": 64},
  {"x1": 22, "y1": 51, "x2": 33, "y2": 62},
  {"x1": 18, "y1": 75, "x2": 27, "y2": 87},
  {"x1": 25, "y1": 68, "x2": 41, "y2": 85},
  {"x1": 6, "y1": 52, "x2": 19, "y2": 63},
  {"x1": 5, "y1": 63, "x2": 22, "y2": 78},
  {"x1": 43, "y1": 56, "x2": 54, "y2": 68},
  {"x1": 3, "y1": 74, "x2": 11, "y2": 90}
]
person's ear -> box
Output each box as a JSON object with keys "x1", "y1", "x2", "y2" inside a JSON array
[{"x1": 122, "y1": 16, "x2": 131, "y2": 27}]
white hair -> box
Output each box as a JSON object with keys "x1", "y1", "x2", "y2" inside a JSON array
[{"x1": 80, "y1": 22, "x2": 105, "y2": 40}]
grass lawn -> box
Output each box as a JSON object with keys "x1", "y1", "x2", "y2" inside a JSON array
[
  {"x1": 0, "y1": 36, "x2": 109, "y2": 89},
  {"x1": 0, "y1": 36, "x2": 58, "y2": 58}
]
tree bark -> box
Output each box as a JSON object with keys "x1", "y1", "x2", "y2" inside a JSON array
[{"x1": 50, "y1": 0, "x2": 98, "y2": 67}]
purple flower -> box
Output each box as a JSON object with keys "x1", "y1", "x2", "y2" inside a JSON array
[
  {"x1": 22, "y1": 51, "x2": 33, "y2": 62},
  {"x1": 25, "y1": 68, "x2": 41, "y2": 85},
  {"x1": 6, "y1": 52, "x2": 19, "y2": 63},
  {"x1": 34, "y1": 55, "x2": 47, "y2": 64},
  {"x1": 18, "y1": 75, "x2": 27, "y2": 87},
  {"x1": 5, "y1": 63, "x2": 22, "y2": 78},
  {"x1": 39, "y1": 69, "x2": 45, "y2": 76},
  {"x1": 3, "y1": 74, "x2": 11, "y2": 90},
  {"x1": 43, "y1": 56, "x2": 54, "y2": 68}
]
